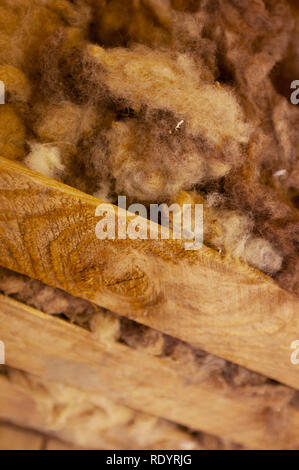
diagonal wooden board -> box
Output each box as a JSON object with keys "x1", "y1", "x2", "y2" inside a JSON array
[
  {"x1": 0, "y1": 423, "x2": 44, "y2": 450},
  {"x1": 0, "y1": 156, "x2": 299, "y2": 388},
  {"x1": 0, "y1": 369, "x2": 200, "y2": 450},
  {"x1": 1, "y1": 294, "x2": 299, "y2": 450},
  {"x1": 0, "y1": 423, "x2": 84, "y2": 451}
]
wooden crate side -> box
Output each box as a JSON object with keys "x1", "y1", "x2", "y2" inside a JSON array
[
  {"x1": 1, "y1": 295, "x2": 299, "y2": 450},
  {"x1": 0, "y1": 373, "x2": 200, "y2": 450},
  {"x1": 0, "y1": 423, "x2": 83, "y2": 450},
  {"x1": 0, "y1": 423, "x2": 44, "y2": 450},
  {"x1": 0, "y1": 157, "x2": 299, "y2": 388}
]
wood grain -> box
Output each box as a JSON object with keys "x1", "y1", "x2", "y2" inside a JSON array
[
  {"x1": 0, "y1": 423, "x2": 44, "y2": 450},
  {"x1": 1, "y1": 295, "x2": 299, "y2": 450},
  {"x1": 0, "y1": 156, "x2": 299, "y2": 388},
  {"x1": 0, "y1": 423, "x2": 82, "y2": 450},
  {"x1": 0, "y1": 371, "x2": 199, "y2": 450}
]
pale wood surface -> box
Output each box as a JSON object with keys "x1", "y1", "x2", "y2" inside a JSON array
[
  {"x1": 0, "y1": 422, "x2": 88, "y2": 450},
  {"x1": 44, "y1": 438, "x2": 83, "y2": 450},
  {"x1": 0, "y1": 368, "x2": 200, "y2": 450},
  {"x1": 0, "y1": 423, "x2": 44, "y2": 450},
  {"x1": 1, "y1": 295, "x2": 299, "y2": 450},
  {"x1": 0, "y1": 157, "x2": 298, "y2": 388}
]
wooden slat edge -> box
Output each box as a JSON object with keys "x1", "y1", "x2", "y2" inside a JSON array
[
  {"x1": 1, "y1": 294, "x2": 299, "y2": 449},
  {"x1": 0, "y1": 422, "x2": 44, "y2": 450},
  {"x1": 0, "y1": 377, "x2": 199, "y2": 450},
  {"x1": 0, "y1": 157, "x2": 299, "y2": 388}
]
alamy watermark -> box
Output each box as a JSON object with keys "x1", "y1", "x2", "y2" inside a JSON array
[
  {"x1": 290, "y1": 340, "x2": 299, "y2": 365},
  {"x1": 0, "y1": 80, "x2": 5, "y2": 104},
  {"x1": 95, "y1": 196, "x2": 203, "y2": 250},
  {"x1": 0, "y1": 341, "x2": 5, "y2": 364},
  {"x1": 290, "y1": 80, "x2": 299, "y2": 105}
]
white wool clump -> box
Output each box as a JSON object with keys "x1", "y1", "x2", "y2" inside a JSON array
[
  {"x1": 205, "y1": 192, "x2": 226, "y2": 207},
  {"x1": 24, "y1": 143, "x2": 65, "y2": 179},
  {"x1": 242, "y1": 237, "x2": 283, "y2": 275},
  {"x1": 213, "y1": 211, "x2": 283, "y2": 274},
  {"x1": 212, "y1": 211, "x2": 253, "y2": 258},
  {"x1": 88, "y1": 44, "x2": 251, "y2": 146},
  {"x1": 89, "y1": 310, "x2": 120, "y2": 346}
]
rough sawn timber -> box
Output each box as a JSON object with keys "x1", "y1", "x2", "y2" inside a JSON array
[
  {"x1": 1, "y1": 295, "x2": 299, "y2": 450},
  {"x1": 0, "y1": 157, "x2": 299, "y2": 389}
]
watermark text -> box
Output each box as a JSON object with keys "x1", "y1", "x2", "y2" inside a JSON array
[
  {"x1": 0, "y1": 81, "x2": 4, "y2": 104},
  {"x1": 290, "y1": 80, "x2": 299, "y2": 105},
  {"x1": 95, "y1": 196, "x2": 203, "y2": 250},
  {"x1": 0, "y1": 341, "x2": 5, "y2": 364}
]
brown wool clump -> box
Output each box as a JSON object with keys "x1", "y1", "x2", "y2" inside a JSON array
[
  {"x1": 88, "y1": 43, "x2": 250, "y2": 147},
  {"x1": 106, "y1": 117, "x2": 206, "y2": 202},
  {"x1": 48, "y1": 0, "x2": 93, "y2": 31},
  {"x1": 0, "y1": 267, "x2": 98, "y2": 329},
  {"x1": 0, "y1": 105, "x2": 26, "y2": 160},
  {"x1": 0, "y1": 0, "x2": 64, "y2": 75},
  {"x1": 33, "y1": 101, "x2": 98, "y2": 146},
  {"x1": 0, "y1": 65, "x2": 31, "y2": 104},
  {"x1": 120, "y1": 318, "x2": 165, "y2": 356},
  {"x1": 174, "y1": 190, "x2": 283, "y2": 276},
  {"x1": 91, "y1": 0, "x2": 172, "y2": 49},
  {"x1": 0, "y1": 0, "x2": 297, "y2": 294},
  {"x1": 84, "y1": 43, "x2": 250, "y2": 200}
]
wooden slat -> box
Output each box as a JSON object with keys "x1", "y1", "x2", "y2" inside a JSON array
[
  {"x1": 1, "y1": 430, "x2": 84, "y2": 451},
  {"x1": 0, "y1": 371, "x2": 200, "y2": 451},
  {"x1": 1, "y1": 295, "x2": 299, "y2": 450},
  {"x1": 44, "y1": 438, "x2": 83, "y2": 450},
  {"x1": 0, "y1": 157, "x2": 298, "y2": 388},
  {"x1": 0, "y1": 423, "x2": 82, "y2": 450},
  {"x1": 0, "y1": 423, "x2": 44, "y2": 450}
]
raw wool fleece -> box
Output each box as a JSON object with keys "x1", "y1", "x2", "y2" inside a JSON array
[
  {"x1": 0, "y1": 0, "x2": 298, "y2": 293},
  {"x1": 174, "y1": 191, "x2": 283, "y2": 275}
]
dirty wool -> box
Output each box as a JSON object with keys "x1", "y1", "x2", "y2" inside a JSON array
[{"x1": 0, "y1": 0, "x2": 298, "y2": 293}]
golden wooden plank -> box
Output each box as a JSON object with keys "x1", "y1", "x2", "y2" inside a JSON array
[
  {"x1": 0, "y1": 156, "x2": 298, "y2": 388},
  {"x1": 0, "y1": 368, "x2": 200, "y2": 450},
  {"x1": 44, "y1": 438, "x2": 83, "y2": 450},
  {"x1": 0, "y1": 423, "x2": 82, "y2": 451},
  {"x1": 0, "y1": 423, "x2": 44, "y2": 450},
  {"x1": 1, "y1": 294, "x2": 299, "y2": 450}
]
